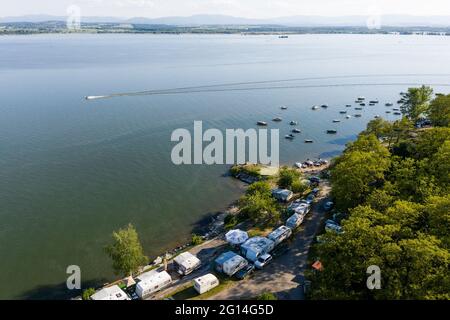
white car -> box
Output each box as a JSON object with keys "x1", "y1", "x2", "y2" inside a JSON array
[{"x1": 254, "y1": 254, "x2": 273, "y2": 269}]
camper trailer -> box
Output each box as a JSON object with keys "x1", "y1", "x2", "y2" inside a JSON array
[
  {"x1": 268, "y1": 226, "x2": 292, "y2": 246},
  {"x1": 214, "y1": 251, "x2": 248, "y2": 276},
  {"x1": 173, "y1": 252, "x2": 201, "y2": 276},
  {"x1": 193, "y1": 274, "x2": 220, "y2": 295},
  {"x1": 240, "y1": 237, "x2": 275, "y2": 262},
  {"x1": 135, "y1": 270, "x2": 172, "y2": 299},
  {"x1": 90, "y1": 285, "x2": 130, "y2": 300},
  {"x1": 286, "y1": 213, "x2": 304, "y2": 229},
  {"x1": 272, "y1": 188, "x2": 294, "y2": 202}
]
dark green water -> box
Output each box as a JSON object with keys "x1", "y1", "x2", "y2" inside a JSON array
[{"x1": 0, "y1": 34, "x2": 449, "y2": 299}]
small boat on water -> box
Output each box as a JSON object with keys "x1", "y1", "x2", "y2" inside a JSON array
[
  {"x1": 339, "y1": 111, "x2": 347, "y2": 114},
  {"x1": 394, "y1": 112, "x2": 402, "y2": 115},
  {"x1": 370, "y1": 100, "x2": 379, "y2": 104},
  {"x1": 85, "y1": 95, "x2": 106, "y2": 100},
  {"x1": 374, "y1": 115, "x2": 380, "y2": 118},
  {"x1": 360, "y1": 103, "x2": 366, "y2": 106},
  {"x1": 321, "y1": 104, "x2": 329, "y2": 108},
  {"x1": 327, "y1": 129, "x2": 338, "y2": 134},
  {"x1": 312, "y1": 105, "x2": 319, "y2": 110},
  {"x1": 393, "y1": 108, "x2": 400, "y2": 111},
  {"x1": 354, "y1": 114, "x2": 362, "y2": 117},
  {"x1": 304, "y1": 139, "x2": 314, "y2": 143},
  {"x1": 292, "y1": 128, "x2": 301, "y2": 133},
  {"x1": 385, "y1": 103, "x2": 394, "y2": 107},
  {"x1": 357, "y1": 96, "x2": 365, "y2": 101},
  {"x1": 273, "y1": 117, "x2": 282, "y2": 122},
  {"x1": 290, "y1": 121, "x2": 298, "y2": 125},
  {"x1": 281, "y1": 106, "x2": 288, "y2": 110},
  {"x1": 346, "y1": 104, "x2": 352, "y2": 107},
  {"x1": 397, "y1": 99, "x2": 405, "y2": 104},
  {"x1": 332, "y1": 119, "x2": 341, "y2": 123},
  {"x1": 257, "y1": 121, "x2": 268, "y2": 126},
  {"x1": 285, "y1": 134, "x2": 295, "y2": 140},
  {"x1": 355, "y1": 107, "x2": 363, "y2": 110},
  {"x1": 346, "y1": 115, "x2": 352, "y2": 119},
  {"x1": 295, "y1": 162, "x2": 303, "y2": 169},
  {"x1": 386, "y1": 110, "x2": 391, "y2": 113},
  {"x1": 369, "y1": 103, "x2": 376, "y2": 106},
  {"x1": 279, "y1": 35, "x2": 289, "y2": 39}
]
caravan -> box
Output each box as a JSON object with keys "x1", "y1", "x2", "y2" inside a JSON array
[
  {"x1": 286, "y1": 213, "x2": 304, "y2": 229},
  {"x1": 215, "y1": 251, "x2": 248, "y2": 276},
  {"x1": 135, "y1": 270, "x2": 172, "y2": 299},
  {"x1": 173, "y1": 252, "x2": 201, "y2": 276},
  {"x1": 240, "y1": 237, "x2": 275, "y2": 262},
  {"x1": 193, "y1": 274, "x2": 219, "y2": 294},
  {"x1": 90, "y1": 285, "x2": 130, "y2": 300},
  {"x1": 268, "y1": 226, "x2": 292, "y2": 246}
]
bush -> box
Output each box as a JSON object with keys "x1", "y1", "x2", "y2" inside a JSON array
[
  {"x1": 224, "y1": 215, "x2": 238, "y2": 229},
  {"x1": 291, "y1": 180, "x2": 308, "y2": 194},
  {"x1": 191, "y1": 234, "x2": 204, "y2": 246},
  {"x1": 256, "y1": 292, "x2": 277, "y2": 300},
  {"x1": 82, "y1": 288, "x2": 96, "y2": 300},
  {"x1": 278, "y1": 167, "x2": 301, "y2": 189}
]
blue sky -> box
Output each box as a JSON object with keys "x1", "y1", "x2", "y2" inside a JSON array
[{"x1": 2, "y1": 0, "x2": 450, "y2": 18}]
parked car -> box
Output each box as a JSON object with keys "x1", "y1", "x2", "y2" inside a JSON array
[
  {"x1": 234, "y1": 264, "x2": 255, "y2": 280},
  {"x1": 254, "y1": 253, "x2": 273, "y2": 269},
  {"x1": 309, "y1": 176, "x2": 321, "y2": 184},
  {"x1": 324, "y1": 201, "x2": 334, "y2": 211},
  {"x1": 325, "y1": 219, "x2": 339, "y2": 226}
]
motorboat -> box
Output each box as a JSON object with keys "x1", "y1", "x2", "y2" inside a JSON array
[
  {"x1": 273, "y1": 117, "x2": 282, "y2": 122},
  {"x1": 292, "y1": 128, "x2": 301, "y2": 133},
  {"x1": 326, "y1": 129, "x2": 338, "y2": 134},
  {"x1": 304, "y1": 139, "x2": 314, "y2": 143},
  {"x1": 257, "y1": 121, "x2": 268, "y2": 126},
  {"x1": 290, "y1": 121, "x2": 298, "y2": 125},
  {"x1": 332, "y1": 119, "x2": 341, "y2": 123},
  {"x1": 312, "y1": 105, "x2": 319, "y2": 110}
]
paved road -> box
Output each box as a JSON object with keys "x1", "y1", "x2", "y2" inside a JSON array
[{"x1": 208, "y1": 182, "x2": 331, "y2": 300}]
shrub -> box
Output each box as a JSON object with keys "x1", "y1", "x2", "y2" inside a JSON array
[
  {"x1": 82, "y1": 288, "x2": 96, "y2": 300},
  {"x1": 191, "y1": 234, "x2": 204, "y2": 246},
  {"x1": 256, "y1": 292, "x2": 277, "y2": 300}
]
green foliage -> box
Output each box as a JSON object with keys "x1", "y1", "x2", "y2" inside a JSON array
[
  {"x1": 429, "y1": 94, "x2": 450, "y2": 127},
  {"x1": 330, "y1": 135, "x2": 390, "y2": 210},
  {"x1": 256, "y1": 292, "x2": 278, "y2": 300},
  {"x1": 363, "y1": 118, "x2": 393, "y2": 139},
  {"x1": 278, "y1": 167, "x2": 301, "y2": 189},
  {"x1": 239, "y1": 192, "x2": 279, "y2": 224},
  {"x1": 308, "y1": 117, "x2": 450, "y2": 300},
  {"x1": 82, "y1": 288, "x2": 96, "y2": 300},
  {"x1": 105, "y1": 223, "x2": 149, "y2": 277},
  {"x1": 191, "y1": 234, "x2": 204, "y2": 246},
  {"x1": 291, "y1": 179, "x2": 308, "y2": 194},
  {"x1": 400, "y1": 85, "x2": 433, "y2": 121},
  {"x1": 246, "y1": 181, "x2": 272, "y2": 197}
]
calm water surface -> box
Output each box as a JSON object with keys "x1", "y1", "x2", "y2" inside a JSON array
[{"x1": 0, "y1": 34, "x2": 450, "y2": 299}]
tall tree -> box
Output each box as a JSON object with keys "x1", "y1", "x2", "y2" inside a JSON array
[
  {"x1": 429, "y1": 94, "x2": 450, "y2": 127},
  {"x1": 400, "y1": 85, "x2": 433, "y2": 121},
  {"x1": 105, "y1": 223, "x2": 148, "y2": 277}
]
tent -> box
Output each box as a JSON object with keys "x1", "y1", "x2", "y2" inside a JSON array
[{"x1": 225, "y1": 229, "x2": 249, "y2": 245}]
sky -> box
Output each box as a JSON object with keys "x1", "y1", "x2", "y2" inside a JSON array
[{"x1": 1, "y1": 0, "x2": 450, "y2": 18}]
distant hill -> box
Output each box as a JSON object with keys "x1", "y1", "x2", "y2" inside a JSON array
[{"x1": 1, "y1": 14, "x2": 450, "y2": 27}]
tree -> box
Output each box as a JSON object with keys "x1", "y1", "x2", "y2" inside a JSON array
[
  {"x1": 278, "y1": 167, "x2": 301, "y2": 189},
  {"x1": 429, "y1": 94, "x2": 450, "y2": 127},
  {"x1": 239, "y1": 192, "x2": 279, "y2": 224},
  {"x1": 246, "y1": 181, "x2": 272, "y2": 197},
  {"x1": 331, "y1": 148, "x2": 390, "y2": 210},
  {"x1": 424, "y1": 195, "x2": 450, "y2": 249},
  {"x1": 105, "y1": 223, "x2": 148, "y2": 277},
  {"x1": 363, "y1": 118, "x2": 393, "y2": 139},
  {"x1": 82, "y1": 288, "x2": 96, "y2": 300},
  {"x1": 414, "y1": 127, "x2": 450, "y2": 160},
  {"x1": 400, "y1": 85, "x2": 433, "y2": 121}
]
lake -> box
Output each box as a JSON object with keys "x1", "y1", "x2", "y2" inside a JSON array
[{"x1": 0, "y1": 33, "x2": 449, "y2": 299}]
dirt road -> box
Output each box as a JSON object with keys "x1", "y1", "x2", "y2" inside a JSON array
[{"x1": 208, "y1": 182, "x2": 331, "y2": 300}]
